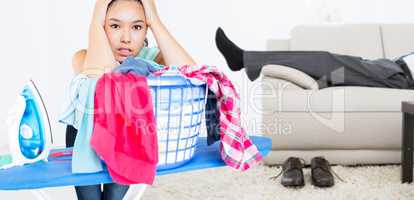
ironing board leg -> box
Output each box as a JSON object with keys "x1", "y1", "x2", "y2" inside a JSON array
[
  {"x1": 125, "y1": 184, "x2": 147, "y2": 200},
  {"x1": 30, "y1": 190, "x2": 52, "y2": 200}
]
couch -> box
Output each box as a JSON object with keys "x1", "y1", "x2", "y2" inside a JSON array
[{"x1": 260, "y1": 24, "x2": 414, "y2": 165}]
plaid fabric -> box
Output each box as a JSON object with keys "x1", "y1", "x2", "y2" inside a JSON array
[{"x1": 153, "y1": 65, "x2": 262, "y2": 171}]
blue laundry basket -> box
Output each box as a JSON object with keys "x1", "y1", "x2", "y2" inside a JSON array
[{"x1": 147, "y1": 74, "x2": 207, "y2": 170}]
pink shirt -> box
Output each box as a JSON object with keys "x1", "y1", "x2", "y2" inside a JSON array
[{"x1": 91, "y1": 73, "x2": 158, "y2": 185}]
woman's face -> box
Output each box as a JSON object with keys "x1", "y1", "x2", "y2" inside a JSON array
[{"x1": 104, "y1": 1, "x2": 147, "y2": 63}]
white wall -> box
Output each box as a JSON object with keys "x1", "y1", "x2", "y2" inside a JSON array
[{"x1": 0, "y1": 0, "x2": 414, "y2": 198}]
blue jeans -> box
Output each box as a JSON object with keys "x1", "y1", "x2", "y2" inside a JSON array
[
  {"x1": 66, "y1": 125, "x2": 130, "y2": 200},
  {"x1": 74, "y1": 183, "x2": 129, "y2": 200}
]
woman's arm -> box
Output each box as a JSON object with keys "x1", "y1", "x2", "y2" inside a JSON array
[
  {"x1": 72, "y1": 49, "x2": 87, "y2": 74},
  {"x1": 141, "y1": 0, "x2": 196, "y2": 66},
  {"x1": 155, "y1": 53, "x2": 165, "y2": 65},
  {"x1": 82, "y1": 0, "x2": 118, "y2": 76}
]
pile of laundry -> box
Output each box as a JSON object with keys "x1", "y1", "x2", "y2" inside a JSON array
[{"x1": 59, "y1": 57, "x2": 262, "y2": 185}]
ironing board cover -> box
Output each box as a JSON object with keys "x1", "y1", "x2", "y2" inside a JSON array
[{"x1": 0, "y1": 136, "x2": 271, "y2": 190}]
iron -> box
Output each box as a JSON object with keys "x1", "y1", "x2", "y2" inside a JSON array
[{"x1": 2, "y1": 80, "x2": 53, "y2": 169}]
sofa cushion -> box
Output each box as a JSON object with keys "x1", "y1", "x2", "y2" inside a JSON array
[
  {"x1": 262, "y1": 112, "x2": 402, "y2": 150},
  {"x1": 381, "y1": 24, "x2": 414, "y2": 59},
  {"x1": 289, "y1": 24, "x2": 383, "y2": 59},
  {"x1": 260, "y1": 79, "x2": 414, "y2": 112}
]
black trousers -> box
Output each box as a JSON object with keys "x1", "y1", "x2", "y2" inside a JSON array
[
  {"x1": 243, "y1": 51, "x2": 414, "y2": 89},
  {"x1": 66, "y1": 125, "x2": 130, "y2": 200}
]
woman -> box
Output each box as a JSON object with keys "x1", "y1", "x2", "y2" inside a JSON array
[
  {"x1": 66, "y1": 0, "x2": 195, "y2": 199},
  {"x1": 73, "y1": 0, "x2": 195, "y2": 73}
]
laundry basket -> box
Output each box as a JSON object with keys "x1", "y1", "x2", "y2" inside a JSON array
[{"x1": 147, "y1": 74, "x2": 207, "y2": 170}]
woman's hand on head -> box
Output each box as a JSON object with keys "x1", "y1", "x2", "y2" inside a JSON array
[
  {"x1": 92, "y1": 0, "x2": 113, "y2": 26},
  {"x1": 141, "y1": 0, "x2": 161, "y2": 27}
]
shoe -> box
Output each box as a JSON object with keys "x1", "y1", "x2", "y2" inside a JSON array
[
  {"x1": 310, "y1": 157, "x2": 337, "y2": 187},
  {"x1": 270, "y1": 157, "x2": 305, "y2": 187}
]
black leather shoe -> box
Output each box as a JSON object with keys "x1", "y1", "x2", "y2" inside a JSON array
[
  {"x1": 311, "y1": 157, "x2": 334, "y2": 187},
  {"x1": 271, "y1": 157, "x2": 305, "y2": 187}
]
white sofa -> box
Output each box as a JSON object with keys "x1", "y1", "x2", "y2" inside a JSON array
[{"x1": 260, "y1": 24, "x2": 414, "y2": 165}]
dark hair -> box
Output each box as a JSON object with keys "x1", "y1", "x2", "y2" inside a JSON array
[
  {"x1": 107, "y1": 0, "x2": 148, "y2": 47},
  {"x1": 107, "y1": 0, "x2": 142, "y2": 11}
]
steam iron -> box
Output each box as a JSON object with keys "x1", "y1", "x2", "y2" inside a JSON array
[{"x1": 1, "y1": 80, "x2": 53, "y2": 169}]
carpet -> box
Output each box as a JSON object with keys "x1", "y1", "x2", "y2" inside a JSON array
[{"x1": 141, "y1": 164, "x2": 414, "y2": 200}]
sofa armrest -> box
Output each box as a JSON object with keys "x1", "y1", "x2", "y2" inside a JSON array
[{"x1": 261, "y1": 64, "x2": 319, "y2": 90}]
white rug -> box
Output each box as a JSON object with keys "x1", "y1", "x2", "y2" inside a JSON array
[{"x1": 142, "y1": 164, "x2": 414, "y2": 200}]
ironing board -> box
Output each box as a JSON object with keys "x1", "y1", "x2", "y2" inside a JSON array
[{"x1": 0, "y1": 136, "x2": 271, "y2": 191}]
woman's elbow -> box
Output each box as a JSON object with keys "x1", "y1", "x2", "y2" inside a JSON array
[{"x1": 72, "y1": 49, "x2": 87, "y2": 74}]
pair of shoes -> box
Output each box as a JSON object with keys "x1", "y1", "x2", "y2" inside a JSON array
[{"x1": 270, "y1": 157, "x2": 344, "y2": 188}]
